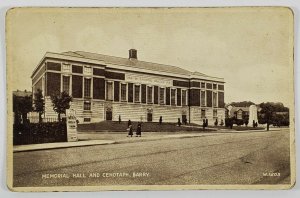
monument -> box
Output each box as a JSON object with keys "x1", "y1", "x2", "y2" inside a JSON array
[
  {"x1": 248, "y1": 105, "x2": 258, "y2": 124},
  {"x1": 66, "y1": 109, "x2": 78, "y2": 142}
]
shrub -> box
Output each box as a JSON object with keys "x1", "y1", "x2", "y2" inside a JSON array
[
  {"x1": 235, "y1": 119, "x2": 244, "y2": 126},
  {"x1": 13, "y1": 122, "x2": 67, "y2": 145}
]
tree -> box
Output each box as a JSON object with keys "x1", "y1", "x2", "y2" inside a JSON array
[
  {"x1": 13, "y1": 94, "x2": 32, "y2": 124},
  {"x1": 258, "y1": 102, "x2": 289, "y2": 131},
  {"x1": 50, "y1": 91, "x2": 73, "y2": 122},
  {"x1": 229, "y1": 101, "x2": 255, "y2": 107},
  {"x1": 33, "y1": 89, "x2": 45, "y2": 123}
]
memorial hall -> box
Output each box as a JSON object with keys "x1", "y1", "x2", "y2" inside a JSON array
[{"x1": 31, "y1": 49, "x2": 225, "y2": 124}]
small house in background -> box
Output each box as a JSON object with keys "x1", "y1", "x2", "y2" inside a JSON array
[
  {"x1": 226, "y1": 104, "x2": 259, "y2": 125},
  {"x1": 226, "y1": 106, "x2": 250, "y2": 120}
]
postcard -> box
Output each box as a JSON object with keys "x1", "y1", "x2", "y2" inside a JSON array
[{"x1": 6, "y1": 7, "x2": 295, "y2": 191}]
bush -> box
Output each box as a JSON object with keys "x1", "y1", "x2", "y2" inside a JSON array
[
  {"x1": 13, "y1": 122, "x2": 67, "y2": 145},
  {"x1": 225, "y1": 117, "x2": 235, "y2": 127},
  {"x1": 235, "y1": 119, "x2": 244, "y2": 126}
]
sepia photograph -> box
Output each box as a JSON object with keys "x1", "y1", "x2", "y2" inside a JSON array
[{"x1": 6, "y1": 7, "x2": 295, "y2": 191}]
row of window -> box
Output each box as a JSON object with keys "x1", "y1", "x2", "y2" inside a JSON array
[
  {"x1": 62, "y1": 76, "x2": 92, "y2": 98},
  {"x1": 106, "y1": 82, "x2": 188, "y2": 106},
  {"x1": 62, "y1": 76, "x2": 219, "y2": 107},
  {"x1": 200, "y1": 109, "x2": 218, "y2": 118}
]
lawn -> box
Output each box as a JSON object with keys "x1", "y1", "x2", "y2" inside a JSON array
[
  {"x1": 78, "y1": 121, "x2": 216, "y2": 132},
  {"x1": 212, "y1": 125, "x2": 265, "y2": 131}
]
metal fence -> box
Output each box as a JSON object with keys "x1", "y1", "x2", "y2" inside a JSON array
[{"x1": 27, "y1": 116, "x2": 59, "y2": 123}]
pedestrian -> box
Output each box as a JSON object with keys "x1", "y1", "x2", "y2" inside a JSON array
[
  {"x1": 205, "y1": 118, "x2": 208, "y2": 127},
  {"x1": 136, "y1": 122, "x2": 142, "y2": 137},
  {"x1": 127, "y1": 124, "x2": 133, "y2": 137},
  {"x1": 159, "y1": 116, "x2": 162, "y2": 125},
  {"x1": 128, "y1": 119, "x2": 132, "y2": 127},
  {"x1": 202, "y1": 119, "x2": 206, "y2": 130},
  {"x1": 184, "y1": 117, "x2": 188, "y2": 125},
  {"x1": 214, "y1": 118, "x2": 218, "y2": 126},
  {"x1": 178, "y1": 118, "x2": 181, "y2": 127},
  {"x1": 118, "y1": 115, "x2": 121, "y2": 124}
]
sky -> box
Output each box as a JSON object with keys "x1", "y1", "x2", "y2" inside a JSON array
[{"x1": 6, "y1": 7, "x2": 294, "y2": 107}]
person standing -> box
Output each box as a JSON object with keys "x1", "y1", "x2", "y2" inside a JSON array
[
  {"x1": 202, "y1": 119, "x2": 206, "y2": 130},
  {"x1": 136, "y1": 122, "x2": 142, "y2": 137},
  {"x1": 178, "y1": 118, "x2": 181, "y2": 127},
  {"x1": 128, "y1": 119, "x2": 132, "y2": 127},
  {"x1": 127, "y1": 124, "x2": 133, "y2": 137},
  {"x1": 205, "y1": 118, "x2": 208, "y2": 127}
]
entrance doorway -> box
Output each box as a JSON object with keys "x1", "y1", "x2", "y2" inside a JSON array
[
  {"x1": 182, "y1": 114, "x2": 187, "y2": 124},
  {"x1": 106, "y1": 108, "x2": 112, "y2": 121},
  {"x1": 147, "y1": 113, "x2": 153, "y2": 122},
  {"x1": 147, "y1": 108, "x2": 153, "y2": 122}
]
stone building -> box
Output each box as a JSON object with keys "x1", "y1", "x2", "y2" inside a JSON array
[{"x1": 31, "y1": 49, "x2": 225, "y2": 124}]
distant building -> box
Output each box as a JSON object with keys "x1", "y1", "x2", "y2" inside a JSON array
[
  {"x1": 226, "y1": 106, "x2": 249, "y2": 120},
  {"x1": 31, "y1": 49, "x2": 225, "y2": 124},
  {"x1": 226, "y1": 104, "x2": 259, "y2": 124}
]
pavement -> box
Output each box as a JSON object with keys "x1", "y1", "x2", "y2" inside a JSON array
[
  {"x1": 12, "y1": 129, "x2": 291, "y2": 187},
  {"x1": 13, "y1": 140, "x2": 115, "y2": 153},
  {"x1": 13, "y1": 128, "x2": 281, "y2": 153}
]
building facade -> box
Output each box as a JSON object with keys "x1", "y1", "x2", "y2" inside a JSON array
[{"x1": 31, "y1": 49, "x2": 225, "y2": 125}]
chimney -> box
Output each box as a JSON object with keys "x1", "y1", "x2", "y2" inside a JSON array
[{"x1": 129, "y1": 49, "x2": 137, "y2": 59}]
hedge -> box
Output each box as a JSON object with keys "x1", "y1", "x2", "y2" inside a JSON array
[{"x1": 13, "y1": 122, "x2": 67, "y2": 145}]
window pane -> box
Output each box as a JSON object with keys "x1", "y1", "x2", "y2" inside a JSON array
[
  {"x1": 134, "y1": 85, "x2": 140, "y2": 102},
  {"x1": 84, "y1": 101, "x2": 91, "y2": 110},
  {"x1": 171, "y1": 89, "x2": 176, "y2": 106},
  {"x1": 84, "y1": 78, "x2": 91, "y2": 98},
  {"x1": 201, "y1": 91, "x2": 205, "y2": 106},
  {"x1": 147, "y1": 87, "x2": 153, "y2": 103},
  {"x1": 83, "y1": 66, "x2": 92, "y2": 75},
  {"x1": 106, "y1": 82, "x2": 113, "y2": 100},
  {"x1": 213, "y1": 92, "x2": 217, "y2": 107},
  {"x1": 201, "y1": 82, "x2": 205, "y2": 88},
  {"x1": 182, "y1": 90, "x2": 187, "y2": 106},
  {"x1": 159, "y1": 88, "x2": 165, "y2": 104},
  {"x1": 121, "y1": 84, "x2": 127, "y2": 101},
  {"x1": 213, "y1": 84, "x2": 217, "y2": 90},
  {"x1": 62, "y1": 76, "x2": 70, "y2": 94}
]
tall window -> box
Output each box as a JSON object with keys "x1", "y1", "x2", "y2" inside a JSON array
[
  {"x1": 121, "y1": 83, "x2": 127, "y2": 101},
  {"x1": 106, "y1": 81, "x2": 113, "y2": 100},
  {"x1": 62, "y1": 76, "x2": 70, "y2": 94},
  {"x1": 147, "y1": 86, "x2": 153, "y2": 103},
  {"x1": 213, "y1": 92, "x2": 217, "y2": 107},
  {"x1": 134, "y1": 85, "x2": 140, "y2": 102},
  {"x1": 201, "y1": 90, "x2": 206, "y2": 106},
  {"x1": 159, "y1": 88, "x2": 165, "y2": 104},
  {"x1": 171, "y1": 89, "x2": 176, "y2": 106},
  {"x1": 182, "y1": 90, "x2": 187, "y2": 106},
  {"x1": 84, "y1": 78, "x2": 91, "y2": 98},
  {"x1": 84, "y1": 101, "x2": 91, "y2": 111}
]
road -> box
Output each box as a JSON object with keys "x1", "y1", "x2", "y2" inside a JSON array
[{"x1": 13, "y1": 129, "x2": 291, "y2": 187}]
